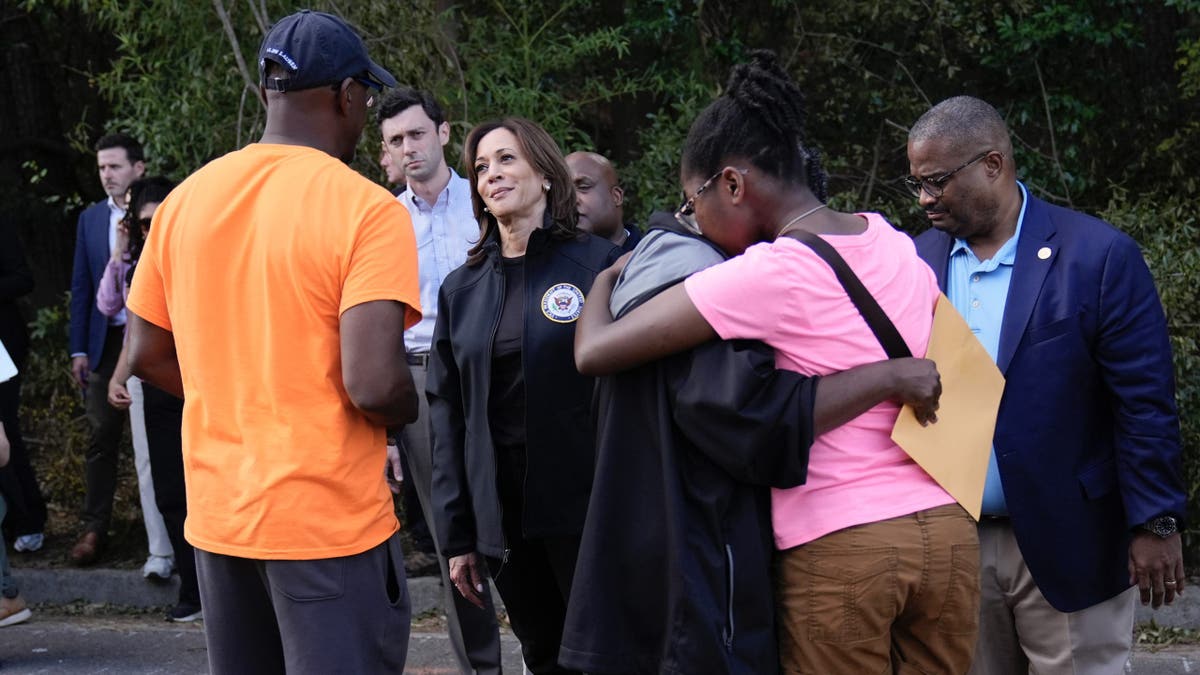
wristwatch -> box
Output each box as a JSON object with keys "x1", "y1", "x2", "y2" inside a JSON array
[{"x1": 1142, "y1": 515, "x2": 1179, "y2": 538}]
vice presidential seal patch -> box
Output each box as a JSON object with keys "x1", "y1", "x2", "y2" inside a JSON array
[{"x1": 541, "y1": 283, "x2": 584, "y2": 323}]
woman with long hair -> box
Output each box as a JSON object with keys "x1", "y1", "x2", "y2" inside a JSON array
[{"x1": 428, "y1": 117, "x2": 619, "y2": 673}]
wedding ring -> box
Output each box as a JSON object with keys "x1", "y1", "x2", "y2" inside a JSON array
[{"x1": 1165, "y1": 580, "x2": 1178, "y2": 586}]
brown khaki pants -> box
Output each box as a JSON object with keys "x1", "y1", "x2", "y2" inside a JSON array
[{"x1": 777, "y1": 503, "x2": 980, "y2": 674}]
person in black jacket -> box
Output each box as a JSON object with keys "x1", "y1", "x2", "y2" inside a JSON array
[
  {"x1": 0, "y1": 216, "x2": 46, "y2": 554},
  {"x1": 428, "y1": 117, "x2": 620, "y2": 674},
  {"x1": 561, "y1": 216, "x2": 943, "y2": 674}
]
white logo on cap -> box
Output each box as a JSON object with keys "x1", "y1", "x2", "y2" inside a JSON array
[{"x1": 263, "y1": 47, "x2": 298, "y2": 71}]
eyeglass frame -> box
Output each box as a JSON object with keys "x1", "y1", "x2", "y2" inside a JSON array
[
  {"x1": 903, "y1": 150, "x2": 996, "y2": 199},
  {"x1": 674, "y1": 167, "x2": 749, "y2": 235},
  {"x1": 324, "y1": 73, "x2": 381, "y2": 108}
]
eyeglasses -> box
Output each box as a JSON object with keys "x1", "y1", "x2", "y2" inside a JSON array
[
  {"x1": 675, "y1": 167, "x2": 748, "y2": 235},
  {"x1": 903, "y1": 151, "x2": 993, "y2": 199},
  {"x1": 353, "y1": 76, "x2": 381, "y2": 109},
  {"x1": 330, "y1": 74, "x2": 381, "y2": 108}
]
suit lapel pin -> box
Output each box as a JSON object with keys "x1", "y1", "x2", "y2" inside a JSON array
[{"x1": 1037, "y1": 246, "x2": 1052, "y2": 260}]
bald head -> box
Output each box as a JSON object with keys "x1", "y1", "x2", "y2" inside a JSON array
[
  {"x1": 567, "y1": 151, "x2": 625, "y2": 242},
  {"x1": 909, "y1": 96, "x2": 1013, "y2": 158}
]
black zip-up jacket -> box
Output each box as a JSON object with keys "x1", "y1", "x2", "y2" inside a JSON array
[
  {"x1": 560, "y1": 221, "x2": 817, "y2": 674},
  {"x1": 428, "y1": 224, "x2": 620, "y2": 559}
]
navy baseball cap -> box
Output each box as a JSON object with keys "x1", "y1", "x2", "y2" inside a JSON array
[{"x1": 258, "y1": 10, "x2": 396, "y2": 92}]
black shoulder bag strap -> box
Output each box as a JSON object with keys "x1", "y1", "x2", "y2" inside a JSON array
[{"x1": 786, "y1": 229, "x2": 913, "y2": 359}]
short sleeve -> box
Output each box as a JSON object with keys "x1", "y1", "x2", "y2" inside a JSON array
[
  {"x1": 126, "y1": 228, "x2": 172, "y2": 331},
  {"x1": 683, "y1": 243, "x2": 792, "y2": 343},
  {"x1": 339, "y1": 197, "x2": 422, "y2": 329}
]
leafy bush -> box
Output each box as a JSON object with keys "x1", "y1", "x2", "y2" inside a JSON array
[{"x1": 19, "y1": 296, "x2": 145, "y2": 560}]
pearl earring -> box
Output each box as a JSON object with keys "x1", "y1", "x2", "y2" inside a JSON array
[{"x1": 542, "y1": 182, "x2": 550, "y2": 192}]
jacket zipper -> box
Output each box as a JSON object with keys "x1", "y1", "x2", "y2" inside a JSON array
[
  {"x1": 486, "y1": 253, "x2": 512, "y2": 571},
  {"x1": 724, "y1": 544, "x2": 736, "y2": 650}
]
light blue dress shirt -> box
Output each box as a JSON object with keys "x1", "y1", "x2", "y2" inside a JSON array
[
  {"x1": 397, "y1": 169, "x2": 480, "y2": 353},
  {"x1": 945, "y1": 182, "x2": 1029, "y2": 515}
]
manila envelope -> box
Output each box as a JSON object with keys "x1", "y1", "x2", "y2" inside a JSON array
[{"x1": 891, "y1": 294, "x2": 1004, "y2": 520}]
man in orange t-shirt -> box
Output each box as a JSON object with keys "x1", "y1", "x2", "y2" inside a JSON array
[{"x1": 126, "y1": 10, "x2": 420, "y2": 673}]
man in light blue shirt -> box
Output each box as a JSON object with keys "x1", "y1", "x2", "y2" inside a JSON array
[
  {"x1": 377, "y1": 88, "x2": 500, "y2": 675},
  {"x1": 910, "y1": 95, "x2": 1183, "y2": 675},
  {"x1": 945, "y1": 181, "x2": 1026, "y2": 517}
]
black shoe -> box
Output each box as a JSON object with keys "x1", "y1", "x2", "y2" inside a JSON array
[{"x1": 166, "y1": 603, "x2": 203, "y2": 623}]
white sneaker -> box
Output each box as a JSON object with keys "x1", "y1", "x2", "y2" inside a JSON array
[
  {"x1": 142, "y1": 555, "x2": 174, "y2": 580},
  {"x1": 13, "y1": 533, "x2": 44, "y2": 553}
]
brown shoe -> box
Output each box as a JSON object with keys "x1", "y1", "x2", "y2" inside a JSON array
[
  {"x1": 0, "y1": 595, "x2": 31, "y2": 627},
  {"x1": 69, "y1": 531, "x2": 103, "y2": 566}
]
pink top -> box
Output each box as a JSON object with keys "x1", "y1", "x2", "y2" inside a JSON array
[
  {"x1": 97, "y1": 257, "x2": 132, "y2": 319},
  {"x1": 684, "y1": 213, "x2": 954, "y2": 549}
]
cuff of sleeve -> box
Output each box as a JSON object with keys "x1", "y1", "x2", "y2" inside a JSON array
[{"x1": 443, "y1": 544, "x2": 474, "y2": 558}]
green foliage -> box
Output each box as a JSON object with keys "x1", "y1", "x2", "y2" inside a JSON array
[
  {"x1": 20, "y1": 296, "x2": 90, "y2": 508},
  {"x1": 19, "y1": 296, "x2": 143, "y2": 545}
]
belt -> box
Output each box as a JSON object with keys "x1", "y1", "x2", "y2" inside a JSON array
[
  {"x1": 406, "y1": 352, "x2": 430, "y2": 367},
  {"x1": 979, "y1": 514, "x2": 1010, "y2": 524}
]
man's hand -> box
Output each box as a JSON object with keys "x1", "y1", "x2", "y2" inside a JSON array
[
  {"x1": 71, "y1": 356, "x2": 90, "y2": 389},
  {"x1": 1129, "y1": 531, "x2": 1185, "y2": 608},
  {"x1": 889, "y1": 357, "x2": 941, "y2": 425},
  {"x1": 107, "y1": 377, "x2": 132, "y2": 409},
  {"x1": 385, "y1": 443, "x2": 403, "y2": 494},
  {"x1": 449, "y1": 552, "x2": 487, "y2": 609}
]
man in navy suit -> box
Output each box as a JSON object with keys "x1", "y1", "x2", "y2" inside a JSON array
[
  {"x1": 68, "y1": 133, "x2": 144, "y2": 565},
  {"x1": 907, "y1": 96, "x2": 1185, "y2": 674}
]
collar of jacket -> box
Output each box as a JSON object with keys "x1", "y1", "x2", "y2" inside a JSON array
[{"x1": 482, "y1": 211, "x2": 562, "y2": 270}]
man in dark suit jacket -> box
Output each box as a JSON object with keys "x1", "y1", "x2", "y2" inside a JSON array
[
  {"x1": 67, "y1": 133, "x2": 144, "y2": 565},
  {"x1": 0, "y1": 215, "x2": 46, "y2": 552},
  {"x1": 907, "y1": 96, "x2": 1185, "y2": 675}
]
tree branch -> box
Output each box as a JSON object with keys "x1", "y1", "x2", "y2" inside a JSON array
[
  {"x1": 1034, "y1": 58, "x2": 1073, "y2": 207},
  {"x1": 212, "y1": 0, "x2": 261, "y2": 108},
  {"x1": 246, "y1": 0, "x2": 268, "y2": 35}
]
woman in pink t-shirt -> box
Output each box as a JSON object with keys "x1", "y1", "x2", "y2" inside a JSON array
[{"x1": 575, "y1": 52, "x2": 978, "y2": 674}]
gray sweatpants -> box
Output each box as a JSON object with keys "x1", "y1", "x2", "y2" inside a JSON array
[{"x1": 196, "y1": 530, "x2": 410, "y2": 675}]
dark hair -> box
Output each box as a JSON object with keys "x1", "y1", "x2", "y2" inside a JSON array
[
  {"x1": 377, "y1": 87, "x2": 445, "y2": 128},
  {"x1": 681, "y1": 50, "x2": 827, "y2": 203},
  {"x1": 95, "y1": 133, "x2": 144, "y2": 164},
  {"x1": 124, "y1": 175, "x2": 177, "y2": 276},
  {"x1": 909, "y1": 95, "x2": 1013, "y2": 158},
  {"x1": 461, "y1": 117, "x2": 578, "y2": 266}
]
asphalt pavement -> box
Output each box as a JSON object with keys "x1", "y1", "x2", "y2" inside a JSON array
[
  {"x1": 5, "y1": 565, "x2": 1200, "y2": 673},
  {"x1": 0, "y1": 614, "x2": 529, "y2": 674}
]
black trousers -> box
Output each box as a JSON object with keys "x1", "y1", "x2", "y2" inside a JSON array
[
  {"x1": 487, "y1": 534, "x2": 582, "y2": 674},
  {"x1": 195, "y1": 531, "x2": 410, "y2": 675},
  {"x1": 0, "y1": 372, "x2": 46, "y2": 538},
  {"x1": 141, "y1": 382, "x2": 199, "y2": 607},
  {"x1": 82, "y1": 326, "x2": 126, "y2": 535}
]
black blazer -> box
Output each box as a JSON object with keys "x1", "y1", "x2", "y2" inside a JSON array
[{"x1": 428, "y1": 226, "x2": 620, "y2": 559}]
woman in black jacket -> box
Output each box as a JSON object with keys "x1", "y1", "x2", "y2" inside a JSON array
[{"x1": 427, "y1": 117, "x2": 619, "y2": 674}]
